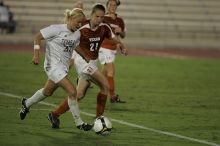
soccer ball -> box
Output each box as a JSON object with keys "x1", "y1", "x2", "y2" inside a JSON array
[{"x1": 93, "y1": 116, "x2": 112, "y2": 135}]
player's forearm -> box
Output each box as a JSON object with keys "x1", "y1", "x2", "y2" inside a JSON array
[
  {"x1": 33, "y1": 32, "x2": 44, "y2": 56},
  {"x1": 33, "y1": 49, "x2": 40, "y2": 59},
  {"x1": 112, "y1": 36, "x2": 127, "y2": 55},
  {"x1": 34, "y1": 32, "x2": 43, "y2": 46},
  {"x1": 112, "y1": 36, "x2": 121, "y2": 45},
  {"x1": 32, "y1": 32, "x2": 44, "y2": 64}
]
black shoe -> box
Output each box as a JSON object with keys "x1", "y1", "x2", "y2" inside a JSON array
[
  {"x1": 110, "y1": 95, "x2": 126, "y2": 103},
  {"x1": 48, "y1": 112, "x2": 60, "y2": 129},
  {"x1": 19, "y1": 98, "x2": 29, "y2": 120},
  {"x1": 77, "y1": 123, "x2": 93, "y2": 131},
  {"x1": 76, "y1": 77, "x2": 79, "y2": 85}
]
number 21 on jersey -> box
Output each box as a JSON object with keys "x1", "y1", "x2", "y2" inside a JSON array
[{"x1": 90, "y1": 42, "x2": 99, "y2": 51}]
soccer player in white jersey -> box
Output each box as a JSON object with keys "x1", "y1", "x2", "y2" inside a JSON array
[{"x1": 19, "y1": 8, "x2": 93, "y2": 131}]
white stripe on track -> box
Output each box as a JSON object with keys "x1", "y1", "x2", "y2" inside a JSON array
[{"x1": 0, "y1": 91, "x2": 219, "y2": 146}]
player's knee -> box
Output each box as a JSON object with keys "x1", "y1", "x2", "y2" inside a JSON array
[
  {"x1": 68, "y1": 91, "x2": 77, "y2": 99},
  {"x1": 42, "y1": 90, "x2": 53, "y2": 97},
  {"x1": 101, "y1": 82, "x2": 109, "y2": 94},
  {"x1": 77, "y1": 91, "x2": 85, "y2": 99},
  {"x1": 77, "y1": 93, "x2": 85, "y2": 101},
  {"x1": 106, "y1": 70, "x2": 114, "y2": 77}
]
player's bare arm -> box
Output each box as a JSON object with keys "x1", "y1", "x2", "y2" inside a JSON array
[
  {"x1": 115, "y1": 27, "x2": 125, "y2": 38},
  {"x1": 32, "y1": 32, "x2": 44, "y2": 65},
  {"x1": 112, "y1": 36, "x2": 127, "y2": 55}
]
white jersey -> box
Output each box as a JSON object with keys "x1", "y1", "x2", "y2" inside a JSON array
[{"x1": 40, "y1": 24, "x2": 80, "y2": 72}]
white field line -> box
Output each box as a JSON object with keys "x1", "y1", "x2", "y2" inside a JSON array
[
  {"x1": 0, "y1": 91, "x2": 219, "y2": 146},
  {"x1": 5, "y1": 107, "x2": 53, "y2": 111}
]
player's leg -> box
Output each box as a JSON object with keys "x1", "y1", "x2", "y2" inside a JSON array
[
  {"x1": 57, "y1": 75, "x2": 92, "y2": 131},
  {"x1": 51, "y1": 79, "x2": 90, "y2": 117},
  {"x1": 104, "y1": 62, "x2": 115, "y2": 98},
  {"x1": 90, "y1": 69, "x2": 109, "y2": 117},
  {"x1": 104, "y1": 62, "x2": 126, "y2": 103},
  {"x1": 48, "y1": 77, "x2": 90, "y2": 128},
  {"x1": 77, "y1": 77, "x2": 91, "y2": 101},
  {"x1": 99, "y1": 48, "x2": 126, "y2": 103},
  {"x1": 48, "y1": 98, "x2": 68, "y2": 128},
  {"x1": 20, "y1": 79, "x2": 57, "y2": 120},
  {"x1": 50, "y1": 99, "x2": 69, "y2": 119},
  {"x1": 74, "y1": 52, "x2": 108, "y2": 118},
  {"x1": 48, "y1": 57, "x2": 77, "y2": 123}
]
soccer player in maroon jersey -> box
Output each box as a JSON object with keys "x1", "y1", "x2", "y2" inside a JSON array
[
  {"x1": 47, "y1": 3, "x2": 127, "y2": 129},
  {"x1": 99, "y1": 0, "x2": 127, "y2": 103}
]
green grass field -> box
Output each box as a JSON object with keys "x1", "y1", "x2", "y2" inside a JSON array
[{"x1": 0, "y1": 51, "x2": 220, "y2": 146}]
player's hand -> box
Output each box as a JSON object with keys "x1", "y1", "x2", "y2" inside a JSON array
[
  {"x1": 114, "y1": 27, "x2": 122, "y2": 34},
  {"x1": 32, "y1": 57, "x2": 39, "y2": 65},
  {"x1": 116, "y1": 43, "x2": 127, "y2": 56},
  {"x1": 121, "y1": 48, "x2": 128, "y2": 56}
]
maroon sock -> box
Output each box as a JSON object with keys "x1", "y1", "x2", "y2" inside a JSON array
[
  {"x1": 52, "y1": 98, "x2": 69, "y2": 117},
  {"x1": 96, "y1": 92, "x2": 107, "y2": 117}
]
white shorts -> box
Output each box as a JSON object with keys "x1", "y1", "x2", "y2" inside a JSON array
[
  {"x1": 44, "y1": 63, "x2": 68, "y2": 84},
  {"x1": 98, "y1": 47, "x2": 117, "y2": 65},
  {"x1": 74, "y1": 52, "x2": 98, "y2": 80}
]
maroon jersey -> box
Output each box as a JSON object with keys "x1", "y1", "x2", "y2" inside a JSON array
[
  {"x1": 75, "y1": 20, "x2": 115, "y2": 61},
  {"x1": 101, "y1": 14, "x2": 125, "y2": 50}
]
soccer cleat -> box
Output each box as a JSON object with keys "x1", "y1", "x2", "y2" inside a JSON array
[
  {"x1": 19, "y1": 98, "x2": 29, "y2": 120},
  {"x1": 110, "y1": 95, "x2": 126, "y2": 103},
  {"x1": 48, "y1": 112, "x2": 60, "y2": 129},
  {"x1": 77, "y1": 123, "x2": 93, "y2": 131},
  {"x1": 76, "y1": 77, "x2": 79, "y2": 85}
]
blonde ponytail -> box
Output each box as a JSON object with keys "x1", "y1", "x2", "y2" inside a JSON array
[{"x1": 64, "y1": 8, "x2": 85, "y2": 23}]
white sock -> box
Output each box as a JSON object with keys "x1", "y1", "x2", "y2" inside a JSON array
[
  {"x1": 26, "y1": 88, "x2": 46, "y2": 108},
  {"x1": 68, "y1": 97, "x2": 83, "y2": 126}
]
